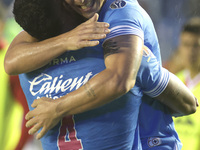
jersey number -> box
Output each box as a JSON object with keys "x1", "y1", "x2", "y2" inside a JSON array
[{"x1": 58, "y1": 115, "x2": 83, "y2": 150}]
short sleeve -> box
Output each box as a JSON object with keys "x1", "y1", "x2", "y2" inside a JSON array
[
  {"x1": 101, "y1": 1, "x2": 144, "y2": 43},
  {"x1": 137, "y1": 47, "x2": 170, "y2": 97}
]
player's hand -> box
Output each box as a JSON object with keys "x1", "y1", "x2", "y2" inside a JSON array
[
  {"x1": 60, "y1": 13, "x2": 110, "y2": 50},
  {"x1": 25, "y1": 97, "x2": 62, "y2": 140}
]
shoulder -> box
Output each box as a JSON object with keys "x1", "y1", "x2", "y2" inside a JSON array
[
  {"x1": 101, "y1": 0, "x2": 144, "y2": 25},
  {"x1": 10, "y1": 30, "x2": 38, "y2": 47},
  {"x1": 100, "y1": 0, "x2": 147, "y2": 42}
]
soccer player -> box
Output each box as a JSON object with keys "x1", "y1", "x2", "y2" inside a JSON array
[
  {"x1": 173, "y1": 17, "x2": 200, "y2": 150},
  {"x1": 4, "y1": 0, "x2": 197, "y2": 149}
]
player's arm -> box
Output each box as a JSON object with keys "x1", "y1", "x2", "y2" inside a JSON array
[
  {"x1": 25, "y1": 34, "x2": 143, "y2": 139},
  {"x1": 4, "y1": 14, "x2": 110, "y2": 75},
  {"x1": 58, "y1": 35, "x2": 143, "y2": 114},
  {"x1": 65, "y1": 57, "x2": 198, "y2": 117},
  {"x1": 137, "y1": 47, "x2": 197, "y2": 117},
  {"x1": 155, "y1": 73, "x2": 198, "y2": 117}
]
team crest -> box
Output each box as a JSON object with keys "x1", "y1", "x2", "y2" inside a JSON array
[
  {"x1": 143, "y1": 45, "x2": 156, "y2": 62},
  {"x1": 147, "y1": 137, "x2": 162, "y2": 147},
  {"x1": 110, "y1": 0, "x2": 126, "y2": 9}
]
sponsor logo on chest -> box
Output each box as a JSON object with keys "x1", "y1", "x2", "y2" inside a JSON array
[{"x1": 28, "y1": 72, "x2": 93, "y2": 99}]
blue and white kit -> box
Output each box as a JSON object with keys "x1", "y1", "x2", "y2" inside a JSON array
[
  {"x1": 100, "y1": 0, "x2": 182, "y2": 149},
  {"x1": 19, "y1": 0, "x2": 178, "y2": 149}
]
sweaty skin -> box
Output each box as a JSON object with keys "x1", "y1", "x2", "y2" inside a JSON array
[
  {"x1": 25, "y1": 35, "x2": 197, "y2": 140},
  {"x1": 5, "y1": 0, "x2": 198, "y2": 140},
  {"x1": 4, "y1": 14, "x2": 110, "y2": 75}
]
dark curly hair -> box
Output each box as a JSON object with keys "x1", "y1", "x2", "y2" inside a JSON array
[{"x1": 13, "y1": 0, "x2": 86, "y2": 41}]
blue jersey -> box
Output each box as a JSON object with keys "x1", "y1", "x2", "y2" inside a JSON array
[
  {"x1": 139, "y1": 96, "x2": 182, "y2": 150},
  {"x1": 99, "y1": 0, "x2": 161, "y2": 63},
  {"x1": 19, "y1": 47, "x2": 168, "y2": 150},
  {"x1": 99, "y1": 0, "x2": 182, "y2": 149},
  {"x1": 19, "y1": 0, "x2": 169, "y2": 149}
]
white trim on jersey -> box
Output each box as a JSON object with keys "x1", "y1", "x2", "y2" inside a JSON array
[
  {"x1": 103, "y1": 25, "x2": 144, "y2": 45},
  {"x1": 143, "y1": 68, "x2": 170, "y2": 97}
]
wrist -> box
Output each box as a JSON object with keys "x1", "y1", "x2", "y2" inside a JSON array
[
  {"x1": 55, "y1": 97, "x2": 70, "y2": 118},
  {"x1": 47, "y1": 33, "x2": 68, "y2": 53},
  {"x1": 55, "y1": 32, "x2": 72, "y2": 51}
]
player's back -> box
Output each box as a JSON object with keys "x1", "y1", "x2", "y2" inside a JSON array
[{"x1": 19, "y1": 44, "x2": 142, "y2": 150}]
